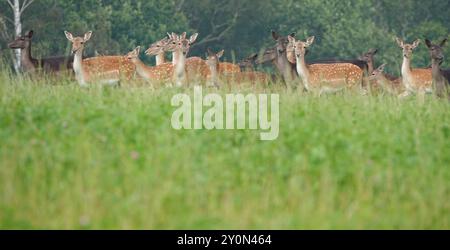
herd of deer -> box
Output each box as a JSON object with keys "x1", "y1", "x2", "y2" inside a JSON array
[{"x1": 7, "y1": 29, "x2": 450, "y2": 99}]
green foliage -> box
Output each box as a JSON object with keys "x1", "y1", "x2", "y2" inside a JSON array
[{"x1": 0, "y1": 0, "x2": 449, "y2": 73}]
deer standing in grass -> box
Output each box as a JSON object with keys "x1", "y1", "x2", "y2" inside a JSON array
[
  {"x1": 271, "y1": 31, "x2": 298, "y2": 87},
  {"x1": 144, "y1": 37, "x2": 169, "y2": 66},
  {"x1": 8, "y1": 30, "x2": 74, "y2": 74},
  {"x1": 167, "y1": 32, "x2": 240, "y2": 76},
  {"x1": 64, "y1": 31, "x2": 135, "y2": 86},
  {"x1": 368, "y1": 63, "x2": 403, "y2": 94},
  {"x1": 206, "y1": 48, "x2": 269, "y2": 87},
  {"x1": 126, "y1": 46, "x2": 174, "y2": 85},
  {"x1": 289, "y1": 35, "x2": 364, "y2": 94},
  {"x1": 425, "y1": 38, "x2": 450, "y2": 99},
  {"x1": 395, "y1": 38, "x2": 432, "y2": 98},
  {"x1": 165, "y1": 32, "x2": 200, "y2": 86}
]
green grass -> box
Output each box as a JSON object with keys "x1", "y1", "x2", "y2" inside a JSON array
[{"x1": 0, "y1": 71, "x2": 449, "y2": 229}]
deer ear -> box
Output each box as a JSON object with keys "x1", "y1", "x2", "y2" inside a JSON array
[
  {"x1": 135, "y1": 46, "x2": 141, "y2": 54},
  {"x1": 377, "y1": 63, "x2": 386, "y2": 71},
  {"x1": 181, "y1": 32, "x2": 187, "y2": 40},
  {"x1": 289, "y1": 32, "x2": 296, "y2": 38},
  {"x1": 412, "y1": 39, "x2": 420, "y2": 49},
  {"x1": 26, "y1": 30, "x2": 34, "y2": 38},
  {"x1": 287, "y1": 35, "x2": 295, "y2": 43},
  {"x1": 305, "y1": 36, "x2": 315, "y2": 47},
  {"x1": 189, "y1": 33, "x2": 198, "y2": 44},
  {"x1": 64, "y1": 31, "x2": 74, "y2": 41},
  {"x1": 271, "y1": 30, "x2": 279, "y2": 40},
  {"x1": 440, "y1": 39, "x2": 448, "y2": 47},
  {"x1": 84, "y1": 31, "x2": 92, "y2": 42},
  {"x1": 370, "y1": 48, "x2": 378, "y2": 55},
  {"x1": 395, "y1": 37, "x2": 404, "y2": 48},
  {"x1": 425, "y1": 39, "x2": 432, "y2": 48},
  {"x1": 216, "y1": 49, "x2": 224, "y2": 59},
  {"x1": 207, "y1": 48, "x2": 214, "y2": 56}
]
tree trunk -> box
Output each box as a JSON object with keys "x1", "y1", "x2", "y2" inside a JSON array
[{"x1": 13, "y1": 0, "x2": 22, "y2": 72}]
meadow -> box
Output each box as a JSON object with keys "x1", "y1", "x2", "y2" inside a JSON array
[{"x1": 0, "y1": 70, "x2": 449, "y2": 229}]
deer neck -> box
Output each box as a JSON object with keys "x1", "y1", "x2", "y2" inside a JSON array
[
  {"x1": 173, "y1": 50, "x2": 186, "y2": 86},
  {"x1": 21, "y1": 42, "x2": 36, "y2": 71},
  {"x1": 132, "y1": 57, "x2": 153, "y2": 80},
  {"x1": 207, "y1": 63, "x2": 219, "y2": 86},
  {"x1": 295, "y1": 55, "x2": 311, "y2": 90},
  {"x1": 155, "y1": 53, "x2": 165, "y2": 66},
  {"x1": 401, "y1": 56, "x2": 414, "y2": 90},
  {"x1": 73, "y1": 49, "x2": 86, "y2": 85},
  {"x1": 367, "y1": 61, "x2": 374, "y2": 75},
  {"x1": 172, "y1": 51, "x2": 178, "y2": 65}
]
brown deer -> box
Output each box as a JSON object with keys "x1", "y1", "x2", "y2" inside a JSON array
[
  {"x1": 8, "y1": 30, "x2": 74, "y2": 74},
  {"x1": 367, "y1": 63, "x2": 404, "y2": 94},
  {"x1": 64, "y1": 31, "x2": 135, "y2": 86},
  {"x1": 206, "y1": 48, "x2": 269, "y2": 87},
  {"x1": 144, "y1": 37, "x2": 169, "y2": 66},
  {"x1": 271, "y1": 30, "x2": 298, "y2": 87},
  {"x1": 395, "y1": 38, "x2": 432, "y2": 98},
  {"x1": 289, "y1": 35, "x2": 364, "y2": 94},
  {"x1": 167, "y1": 32, "x2": 240, "y2": 75},
  {"x1": 425, "y1": 38, "x2": 450, "y2": 99},
  {"x1": 165, "y1": 32, "x2": 200, "y2": 86},
  {"x1": 126, "y1": 46, "x2": 174, "y2": 84}
]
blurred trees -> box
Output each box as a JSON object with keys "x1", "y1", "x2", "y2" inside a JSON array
[{"x1": 0, "y1": 0, "x2": 449, "y2": 73}]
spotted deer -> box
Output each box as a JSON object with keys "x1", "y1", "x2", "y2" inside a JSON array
[
  {"x1": 206, "y1": 48, "x2": 269, "y2": 87},
  {"x1": 8, "y1": 30, "x2": 74, "y2": 74},
  {"x1": 289, "y1": 35, "x2": 364, "y2": 94},
  {"x1": 165, "y1": 32, "x2": 200, "y2": 86},
  {"x1": 368, "y1": 63, "x2": 404, "y2": 94},
  {"x1": 395, "y1": 38, "x2": 432, "y2": 98},
  {"x1": 64, "y1": 31, "x2": 135, "y2": 86},
  {"x1": 167, "y1": 32, "x2": 240, "y2": 76},
  {"x1": 144, "y1": 37, "x2": 169, "y2": 66},
  {"x1": 126, "y1": 46, "x2": 174, "y2": 84},
  {"x1": 425, "y1": 38, "x2": 450, "y2": 99}
]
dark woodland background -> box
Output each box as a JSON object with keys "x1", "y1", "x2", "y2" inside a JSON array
[{"x1": 1, "y1": 0, "x2": 449, "y2": 73}]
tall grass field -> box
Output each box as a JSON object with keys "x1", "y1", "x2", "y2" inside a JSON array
[{"x1": 0, "y1": 70, "x2": 449, "y2": 229}]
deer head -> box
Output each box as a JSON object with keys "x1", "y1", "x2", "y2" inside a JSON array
[
  {"x1": 425, "y1": 38, "x2": 447, "y2": 64},
  {"x1": 288, "y1": 35, "x2": 315, "y2": 59},
  {"x1": 126, "y1": 46, "x2": 141, "y2": 63},
  {"x1": 206, "y1": 48, "x2": 224, "y2": 68},
  {"x1": 8, "y1": 30, "x2": 33, "y2": 49},
  {"x1": 64, "y1": 31, "x2": 92, "y2": 54},
  {"x1": 238, "y1": 53, "x2": 258, "y2": 68},
  {"x1": 368, "y1": 63, "x2": 387, "y2": 81},
  {"x1": 395, "y1": 37, "x2": 420, "y2": 59},
  {"x1": 166, "y1": 32, "x2": 199, "y2": 56},
  {"x1": 359, "y1": 48, "x2": 378, "y2": 64},
  {"x1": 272, "y1": 30, "x2": 295, "y2": 57},
  {"x1": 145, "y1": 37, "x2": 170, "y2": 56}
]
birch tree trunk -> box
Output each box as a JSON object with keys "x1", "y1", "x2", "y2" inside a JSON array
[{"x1": 12, "y1": 0, "x2": 22, "y2": 72}]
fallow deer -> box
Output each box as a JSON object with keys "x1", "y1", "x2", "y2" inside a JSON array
[
  {"x1": 271, "y1": 31, "x2": 298, "y2": 87},
  {"x1": 395, "y1": 38, "x2": 432, "y2": 98},
  {"x1": 8, "y1": 30, "x2": 74, "y2": 74},
  {"x1": 206, "y1": 48, "x2": 269, "y2": 87},
  {"x1": 167, "y1": 32, "x2": 240, "y2": 75},
  {"x1": 425, "y1": 38, "x2": 450, "y2": 99},
  {"x1": 64, "y1": 31, "x2": 135, "y2": 86},
  {"x1": 144, "y1": 37, "x2": 169, "y2": 66},
  {"x1": 165, "y1": 32, "x2": 199, "y2": 86},
  {"x1": 126, "y1": 46, "x2": 174, "y2": 84},
  {"x1": 368, "y1": 63, "x2": 403, "y2": 94},
  {"x1": 289, "y1": 35, "x2": 364, "y2": 94}
]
